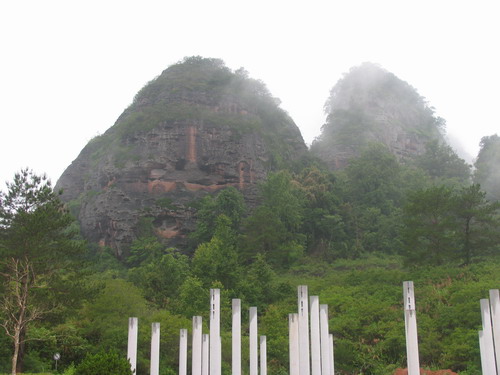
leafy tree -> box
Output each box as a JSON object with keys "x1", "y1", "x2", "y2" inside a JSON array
[
  {"x1": 128, "y1": 246, "x2": 190, "y2": 309},
  {"x1": 0, "y1": 169, "x2": 87, "y2": 374},
  {"x1": 474, "y1": 134, "x2": 500, "y2": 201},
  {"x1": 402, "y1": 184, "x2": 500, "y2": 265},
  {"x1": 190, "y1": 187, "x2": 245, "y2": 246},
  {"x1": 345, "y1": 144, "x2": 403, "y2": 211},
  {"x1": 192, "y1": 215, "x2": 240, "y2": 289},
  {"x1": 295, "y1": 167, "x2": 349, "y2": 257},
  {"x1": 415, "y1": 140, "x2": 471, "y2": 184},
  {"x1": 75, "y1": 351, "x2": 132, "y2": 375},
  {"x1": 452, "y1": 184, "x2": 500, "y2": 264},
  {"x1": 241, "y1": 171, "x2": 306, "y2": 266},
  {"x1": 338, "y1": 145, "x2": 405, "y2": 255},
  {"x1": 402, "y1": 185, "x2": 458, "y2": 265}
]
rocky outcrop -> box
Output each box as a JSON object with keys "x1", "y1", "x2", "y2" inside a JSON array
[
  {"x1": 56, "y1": 57, "x2": 307, "y2": 258},
  {"x1": 311, "y1": 62, "x2": 445, "y2": 169}
]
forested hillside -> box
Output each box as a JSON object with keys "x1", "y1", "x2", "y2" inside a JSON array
[{"x1": 1, "y1": 59, "x2": 499, "y2": 374}]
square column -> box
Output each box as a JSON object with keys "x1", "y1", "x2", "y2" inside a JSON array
[
  {"x1": 180, "y1": 329, "x2": 188, "y2": 375},
  {"x1": 151, "y1": 322, "x2": 160, "y2": 375},
  {"x1": 232, "y1": 299, "x2": 242, "y2": 375},
  {"x1": 310, "y1": 296, "x2": 321, "y2": 375},
  {"x1": 127, "y1": 317, "x2": 138, "y2": 374},
  {"x1": 202, "y1": 334, "x2": 210, "y2": 375},
  {"x1": 480, "y1": 298, "x2": 497, "y2": 374},
  {"x1": 489, "y1": 289, "x2": 500, "y2": 375},
  {"x1": 319, "y1": 304, "x2": 331, "y2": 375},
  {"x1": 260, "y1": 335, "x2": 267, "y2": 375},
  {"x1": 289, "y1": 313, "x2": 300, "y2": 375},
  {"x1": 250, "y1": 306, "x2": 258, "y2": 375},
  {"x1": 328, "y1": 334, "x2": 335, "y2": 375},
  {"x1": 193, "y1": 316, "x2": 203, "y2": 375},
  {"x1": 210, "y1": 289, "x2": 221, "y2": 375},
  {"x1": 298, "y1": 286, "x2": 310, "y2": 375},
  {"x1": 403, "y1": 281, "x2": 420, "y2": 375}
]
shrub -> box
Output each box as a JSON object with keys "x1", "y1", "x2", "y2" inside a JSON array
[{"x1": 75, "y1": 351, "x2": 132, "y2": 375}]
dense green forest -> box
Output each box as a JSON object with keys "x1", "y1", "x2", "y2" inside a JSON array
[{"x1": 1, "y1": 138, "x2": 499, "y2": 374}]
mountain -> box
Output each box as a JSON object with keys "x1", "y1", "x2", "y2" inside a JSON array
[
  {"x1": 311, "y1": 62, "x2": 445, "y2": 169},
  {"x1": 56, "y1": 57, "x2": 307, "y2": 258}
]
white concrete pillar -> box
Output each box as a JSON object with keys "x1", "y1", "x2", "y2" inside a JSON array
[
  {"x1": 298, "y1": 285, "x2": 310, "y2": 375},
  {"x1": 480, "y1": 330, "x2": 494, "y2": 375},
  {"x1": 202, "y1": 334, "x2": 210, "y2": 375},
  {"x1": 180, "y1": 329, "x2": 188, "y2": 375},
  {"x1": 193, "y1": 316, "x2": 203, "y2": 375},
  {"x1": 210, "y1": 289, "x2": 221, "y2": 375},
  {"x1": 403, "y1": 281, "x2": 420, "y2": 375},
  {"x1": 250, "y1": 306, "x2": 259, "y2": 375},
  {"x1": 319, "y1": 305, "x2": 331, "y2": 375},
  {"x1": 480, "y1": 298, "x2": 497, "y2": 375},
  {"x1": 260, "y1": 335, "x2": 267, "y2": 375},
  {"x1": 127, "y1": 317, "x2": 138, "y2": 374},
  {"x1": 232, "y1": 299, "x2": 242, "y2": 375},
  {"x1": 289, "y1": 313, "x2": 300, "y2": 375},
  {"x1": 150, "y1": 322, "x2": 160, "y2": 375},
  {"x1": 328, "y1": 333, "x2": 334, "y2": 375},
  {"x1": 310, "y1": 296, "x2": 321, "y2": 375},
  {"x1": 489, "y1": 289, "x2": 500, "y2": 375}
]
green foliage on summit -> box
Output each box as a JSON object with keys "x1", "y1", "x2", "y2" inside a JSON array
[
  {"x1": 86, "y1": 57, "x2": 303, "y2": 169},
  {"x1": 312, "y1": 62, "x2": 445, "y2": 162}
]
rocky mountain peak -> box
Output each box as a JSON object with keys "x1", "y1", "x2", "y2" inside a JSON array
[
  {"x1": 311, "y1": 62, "x2": 445, "y2": 169},
  {"x1": 56, "y1": 57, "x2": 307, "y2": 258}
]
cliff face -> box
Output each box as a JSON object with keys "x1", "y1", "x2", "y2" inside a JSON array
[
  {"x1": 311, "y1": 62, "x2": 445, "y2": 169},
  {"x1": 56, "y1": 57, "x2": 307, "y2": 257}
]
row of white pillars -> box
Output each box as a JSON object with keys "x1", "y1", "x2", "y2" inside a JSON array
[
  {"x1": 479, "y1": 289, "x2": 500, "y2": 375},
  {"x1": 292, "y1": 286, "x2": 334, "y2": 375},
  {"x1": 127, "y1": 283, "x2": 426, "y2": 375},
  {"x1": 127, "y1": 290, "x2": 267, "y2": 375}
]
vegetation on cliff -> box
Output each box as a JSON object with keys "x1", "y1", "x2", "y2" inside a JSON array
[
  {"x1": 311, "y1": 62, "x2": 446, "y2": 168},
  {"x1": 3, "y1": 137, "x2": 499, "y2": 373}
]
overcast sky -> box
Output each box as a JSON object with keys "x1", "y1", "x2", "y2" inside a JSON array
[{"x1": 1, "y1": 0, "x2": 499, "y2": 188}]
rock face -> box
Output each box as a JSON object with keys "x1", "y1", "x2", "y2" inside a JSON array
[
  {"x1": 311, "y1": 62, "x2": 445, "y2": 169},
  {"x1": 56, "y1": 57, "x2": 307, "y2": 258}
]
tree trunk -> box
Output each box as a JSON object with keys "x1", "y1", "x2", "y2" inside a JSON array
[
  {"x1": 11, "y1": 326, "x2": 20, "y2": 375},
  {"x1": 16, "y1": 328, "x2": 26, "y2": 374},
  {"x1": 464, "y1": 218, "x2": 471, "y2": 265}
]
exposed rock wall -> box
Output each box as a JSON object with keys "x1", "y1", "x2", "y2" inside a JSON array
[{"x1": 56, "y1": 58, "x2": 306, "y2": 258}]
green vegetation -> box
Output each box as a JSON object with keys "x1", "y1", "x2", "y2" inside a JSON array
[
  {"x1": 474, "y1": 134, "x2": 500, "y2": 201},
  {"x1": 312, "y1": 62, "x2": 445, "y2": 162},
  {"x1": 0, "y1": 170, "x2": 93, "y2": 374},
  {"x1": 75, "y1": 351, "x2": 132, "y2": 375},
  {"x1": 2, "y1": 134, "x2": 499, "y2": 373}
]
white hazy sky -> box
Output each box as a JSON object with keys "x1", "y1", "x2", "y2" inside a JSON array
[{"x1": 1, "y1": 0, "x2": 499, "y2": 188}]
